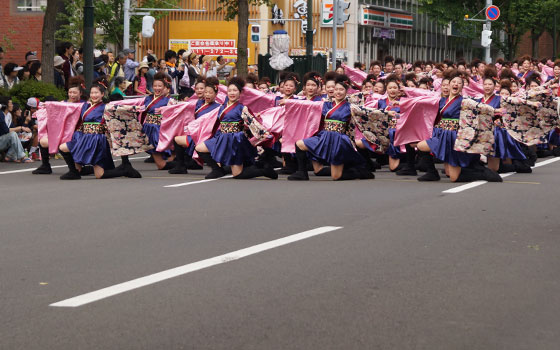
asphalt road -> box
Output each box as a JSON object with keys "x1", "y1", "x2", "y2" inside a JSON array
[{"x1": 2, "y1": 155, "x2": 560, "y2": 349}]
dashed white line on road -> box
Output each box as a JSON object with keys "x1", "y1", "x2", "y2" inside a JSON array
[
  {"x1": 50, "y1": 226, "x2": 343, "y2": 308},
  {"x1": 442, "y1": 157, "x2": 560, "y2": 194}
]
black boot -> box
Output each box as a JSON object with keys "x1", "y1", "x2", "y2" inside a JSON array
[
  {"x1": 396, "y1": 144, "x2": 418, "y2": 176},
  {"x1": 553, "y1": 147, "x2": 560, "y2": 157},
  {"x1": 186, "y1": 156, "x2": 203, "y2": 170},
  {"x1": 417, "y1": 151, "x2": 440, "y2": 181},
  {"x1": 497, "y1": 161, "x2": 516, "y2": 173},
  {"x1": 169, "y1": 143, "x2": 188, "y2": 174},
  {"x1": 314, "y1": 166, "x2": 331, "y2": 176},
  {"x1": 355, "y1": 166, "x2": 375, "y2": 179},
  {"x1": 80, "y1": 165, "x2": 95, "y2": 176},
  {"x1": 59, "y1": 151, "x2": 81, "y2": 180},
  {"x1": 482, "y1": 167, "x2": 503, "y2": 182},
  {"x1": 32, "y1": 146, "x2": 52, "y2": 174},
  {"x1": 233, "y1": 166, "x2": 278, "y2": 179},
  {"x1": 513, "y1": 159, "x2": 532, "y2": 173},
  {"x1": 278, "y1": 153, "x2": 297, "y2": 174},
  {"x1": 199, "y1": 152, "x2": 226, "y2": 179},
  {"x1": 415, "y1": 150, "x2": 430, "y2": 172},
  {"x1": 287, "y1": 147, "x2": 309, "y2": 181},
  {"x1": 144, "y1": 154, "x2": 155, "y2": 163},
  {"x1": 101, "y1": 167, "x2": 123, "y2": 178},
  {"x1": 118, "y1": 156, "x2": 141, "y2": 177},
  {"x1": 537, "y1": 149, "x2": 552, "y2": 158},
  {"x1": 161, "y1": 160, "x2": 176, "y2": 170},
  {"x1": 334, "y1": 168, "x2": 359, "y2": 181},
  {"x1": 455, "y1": 167, "x2": 486, "y2": 182},
  {"x1": 357, "y1": 148, "x2": 376, "y2": 172},
  {"x1": 257, "y1": 148, "x2": 282, "y2": 169}
]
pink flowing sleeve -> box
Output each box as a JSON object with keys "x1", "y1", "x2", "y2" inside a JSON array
[
  {"x1": 394, "y1": 96, "x2": 440, "y2": 146},
  {"x1": 156, "y1": 101, "x2": 197, "y2": 152},
  {"x1": 342, "y1": 64, "x2": 367, "y2": 88},
  {"x1": 240, "y1": 88, "x2": 278, "y2": 113},
  {"x1": 281, "y1": 100, "x2": 323, "y2": 153},
  {"x1": 46, "y1": 102, "x2": 84, "y2": 154},
  {"x1": 35, "y1": 108, "x2": 48, "y2": 141},
  {"x1": 187, "y1": 108, "x2": 219, "y2": 146}
]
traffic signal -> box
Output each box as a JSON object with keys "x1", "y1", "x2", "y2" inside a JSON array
[
  {"x1": 141, "y1": 16, "x2": 155, "y2": 38},
  {"x1": 481, "y1": 29, "x2": 492, "y2": 47},
  {"x1": 251, "y1": 24, "x2": 261, "y2": 43},
  {"x1": 336, "y1": 0, "x2": 350, "y2": 26}
]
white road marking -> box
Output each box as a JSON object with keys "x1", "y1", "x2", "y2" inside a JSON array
[
  {"x1": 164, "y1": 168, "x2": 282, "y2": 188},
  {"x1": 442, "y1": 157, "x2": 560, "y2": 194},
  {"x1": 0, "y1": 156, "x2": 149, "y2": 175},
  {"x1": 50, "y1": 226, "x2": 343, "y2": 307},
  {"x1": 164, "y1": 175, "x2": 233, "y2": 187}
]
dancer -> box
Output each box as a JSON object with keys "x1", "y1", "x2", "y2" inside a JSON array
[
  {"x1": 195, "y1": 77, "x2": 278, "y2": 180},
  {"x1": 58, "y1": 81, "x2": 139, "y2": 180},
  {"x1": 169, "y1": 77, "x2": 221, "y2": 174}
]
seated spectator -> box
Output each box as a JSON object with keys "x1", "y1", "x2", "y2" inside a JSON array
[
  {"x1": 0, "y1": 97, "x2": 32, "y2": 162},
  {"x1": 0, "y1": 63, "x2": 22, "y2": 89},
  {"x1": 110, "y1": 76, "x2": 129, "y2": 98}
]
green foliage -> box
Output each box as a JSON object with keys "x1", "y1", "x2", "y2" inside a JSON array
[
  {"x1": 56, "y1": 0, "x2": 179, "y2": 49},
  {"x1": 217, "y1": 0, "x2": 272, "y2": 21},
  {"x1": 8, "y1": 80, "x2": 67, "y2": 106},
  {"x1": 418, "y1": 0, "x2": 560, "y2": 60}
]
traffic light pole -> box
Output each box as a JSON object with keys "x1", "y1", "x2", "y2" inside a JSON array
[
  {"x1": 484, "y1": 0, "x2": 492, "y2": 63},
  {"x1": 332, "y1": 0, "x2": 338, "y2": 70},
  {"x1": 83, "y1": 0, "x2": 94, "y2": 90}
]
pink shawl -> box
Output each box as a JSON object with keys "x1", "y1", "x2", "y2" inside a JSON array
[
  {"x1": 240, "y1": 87, "x2": 277, "y2": 113},
  {"x1": 108, "y1": 97, "x2": 146, "y2": 107},
  {"x1": 186, "y1": 108, "x2": 219, "y2": 146},
  {"x1": 281, "y1": 100, "x2": 323, "y2": 153},
  {"x1": 46, "y1": 102, "x2": 84, "y2": 154},
  {"x1": 463, "y1": 79, "x2": 484, "y2": 98},
  {"x1": 155, "y1": 101, "x2": 197, "y2": 152},
  {"x1": 342, "y1": 64, "x2": 367, "y2": 88},
  {"x1": 403, "y1": 87, "x2": 440, "y2": 98},
  {"x1": 394, "y1": 95, "x2": 440, "y2": 146},
  {"x1": 35, "y1": 108, "x2": 48, "y2": 141}
]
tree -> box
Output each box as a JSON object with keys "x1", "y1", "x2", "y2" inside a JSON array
[
  {"x1": 56, "y1": 0, "x2": 179, "y2": 50},
  {"x1": 42, "y1": 0, "x2": 62, "y2": 85},
  {"x1": 418, "y1": 0, "x2": 558, "y2": 60},
  {"x1": 217, "y1": 0, "x2": 272, "y2": 78}
]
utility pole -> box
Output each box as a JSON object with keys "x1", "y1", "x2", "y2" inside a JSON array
[
  {"x1": 332, "y1": 0, "x2": 338, "y2": 70},
  {"x1": 83, "y1": 0, "x2": 94, "y2": 90},
  {"x1": 123, "y1": 0, "x2": 131, "y2": 50},
  {"x1": 306, "y1": 0, "x2": 313, "y2": 56},
  {"x1": 484, "y1": 0, "x2": 492, "y2": 63}
]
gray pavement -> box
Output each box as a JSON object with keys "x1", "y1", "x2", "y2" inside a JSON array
[{"x1": 1, "y1": 155, "x2": 560, "y2": 349}]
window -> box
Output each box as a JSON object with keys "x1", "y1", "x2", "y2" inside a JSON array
[{"x1": 17, "y1": 0, "x2": 47, "y2": 12}]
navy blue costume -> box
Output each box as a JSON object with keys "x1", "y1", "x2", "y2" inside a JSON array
[
  {"x1": 67, "y1": 102, "x2": 114, "y2": 169},
  {"x1": 141, "y1": 95, "x2": 170, "y2": 155},
  {"x1": 303, "y1": 100, "x2": 364, "y2": 166},
  {"x1": 426, "y1": 96, "x2": 479, "y2": 167},
  {"x1": 204, "y1": 100, "x2": 257, "y2": 166}
]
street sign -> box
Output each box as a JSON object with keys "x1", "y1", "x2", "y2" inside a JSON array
[{"x1": 485, "y1": 5, "x2": 500, "y2": 21}]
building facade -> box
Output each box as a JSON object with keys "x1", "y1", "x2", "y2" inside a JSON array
[
  {"x1": 347, "y1": 0, "x2": 474, "y2": 67},
  {"x1": 1, "y1": 0, "x2": 46, "y2": 65}
]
